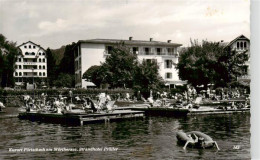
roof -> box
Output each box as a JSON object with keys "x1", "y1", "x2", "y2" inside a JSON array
[
  {"x1": 17, "y1": 41, "x2": 46, "y2": 51},
  {"x1": 219, "y1": 42, "x2": 229, "y2": 47},
  {"x1": 226, "y1": 35, "x2": 250, "y2": 47},
  {"x1": 77, "y1": 38, "x2": 182, "y2": 47}
]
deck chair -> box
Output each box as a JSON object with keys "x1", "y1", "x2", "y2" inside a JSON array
[
  {"x1": 193, "y1": 97, "x2": 202, "y2": 109},
  {"x1": 106, "y1": 101, "x2": 116, "y2": 112}
]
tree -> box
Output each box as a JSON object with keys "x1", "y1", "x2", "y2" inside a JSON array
[
  {"x1": 133, "y1": 60, "x2": 164, "y2": 97},
  {"x1": 0, "y1": 34, "x2": 18, "y2": 87},
  {"x1": 46, "y1": 48, "x2": 57, "y2": 86},
  {"x1": 101, "y1": 42, "x2": 138, "y2": 88},
  {"x1": 53, "y1": 73, "x2": 74, "y2": 88},
  {"x1": 58, "y1": 43, "x2": 76, "y2": 75},
  {"x1": 82, "y1": 65, "x2": 106, "y2": 88},
  {"x1": 177, "y1": 40, "x2": 249, "y2": 88}
]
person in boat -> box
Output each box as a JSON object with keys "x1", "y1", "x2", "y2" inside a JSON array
[{"x1": 183, "y1": 133, "x2": 198, "y2": 150}]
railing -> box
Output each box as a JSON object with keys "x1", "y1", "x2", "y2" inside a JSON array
[
  {"x1": 103, "y1": 50, "x2": 179, "y2": 57},
  {"x1": 138, "y1": 52, "x2": 178, "y2": 57},
  {"x1": 23, "y1": 62, "x2": 37, "y2": 65}
]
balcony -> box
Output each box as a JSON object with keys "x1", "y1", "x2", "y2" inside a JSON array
[
  {"x1": 138, "y1": 52, "x2": 178, "y2": 57},
  {"x1": 23, "y1": 62, "x2": 37, "y2": 65}
]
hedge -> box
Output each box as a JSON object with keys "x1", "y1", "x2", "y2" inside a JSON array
[{"x1": 0, "y1": 88, "x2": 134, "y2": 98}]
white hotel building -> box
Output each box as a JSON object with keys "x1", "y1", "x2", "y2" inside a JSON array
[
  {"x1": 74, "y1": 37, "x2": 186, "y2": 88},
  {"x1": 14, "y1": 41, "x2": 47, "y2": 87}
]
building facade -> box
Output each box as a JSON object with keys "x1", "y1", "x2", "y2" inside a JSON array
[
  {"x1": 74, "y1": 37, "x2": 185, "y2": 88},
  {"x1": 14, "y1": 41, "x2": 47, "y2": 88},
  {"x1": 225, "y1": 35, "x2": 250, "y2": 83}
]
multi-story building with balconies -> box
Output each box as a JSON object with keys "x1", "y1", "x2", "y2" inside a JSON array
[
  {"x1": 73, "y1": 37, "x2": 186, "y2": 88},
  {"x1": 14, "y1": 41, "x2": 47, "y2": 88}
]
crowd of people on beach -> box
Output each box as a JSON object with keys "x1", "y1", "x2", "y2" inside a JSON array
[
  {"x1": 21, "y1": 91, "x2": 118, "y2": 114},
  {"x1": 1, "y1": 84, "x2": 249, "y2": 114}
]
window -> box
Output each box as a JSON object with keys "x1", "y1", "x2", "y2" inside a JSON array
[
  {"x1": 167, "y1": 48, "x2": 173, "y2": 55},
  {"x1": 19, "y1": 72, "x2": 22, "y2": 76},
  {"x1": 33, "y1": 46, "x2": 36, "y2": 49},
  {"x1": 39, "y1": 66, "x2": 42, "y2": 69},
  {"x1": 24, "y1": 73, "x2": 27, "y2": 76},
  {"x1": 19, "y1": 65, "x2": 22, "y2": 69},
  {"x1": 240, "y1": 42, "x2": 243, "y2": 50},
  {"x1": 237, "y1": 42, "x2": 239, "y2": 49},
  {"x1": 145, "y1": 48, "x2": 150, "y2": 55},
  {"x1": 146, "y1": 59, "x2": 156, "y2": 64},
  {"x1": 32, "y1": 52, "x2": 35, "y2": 55},
  {"x1": 29, "y1": 45, "x2": 31, "y2": 49},
  {"x1": 43, "y1": 66, "x2": 45, "y2": 69},
  {"x1": 107, "y1": 46, "x2": 113, "y2": 54},
  {"x1": 156, "y1": 48, "x2": 161, "y2": 55},
  {"x1": 24, "y1": 46, "x2": 27, "y2": 48},
  {"x1": 165, "y1": 60, "x2": 172, "y2": 68},
  {"x1": 39, "y1": 52, "x2": 41, "y2": 56},
  {"x1": 39, "y1": 72, "x2": 42, "y2": 76},
  {"x1": 42, "y1": 53, "x2": 45, "y2": 55},
  {"x1": 244, "y1": 42, "x2": 247, "y2": 49},
  {"x1": 165, "y1": 72, "x2": 172, "y2": 79},
  {"x1": 18, "y1": 58, "x2": 22, "y2": 62},
  {"x1": 33, "y1": 59, "x2": 36, "y2": 62},
  {"x1": 15, "y1": 72, "x2": 18, "y2": 76},
  {"x1": 133, "y1": 47, "x2": 139, "y2": 54},
  {"x1": 39, "y1": 58, "x2": 41, "y2": 62},
  {"x1": 75, "y1": 61, "x2": 78, "y2": 70},
  {"x1": 25, "y1": 52, "x2": 29, "y2": 55},
  {"x1": 43, "y1": 72, "x2": 46, "y2": 76},
  {"x1": 43, "y1": 58, "x2": 45, "y2": 62}
]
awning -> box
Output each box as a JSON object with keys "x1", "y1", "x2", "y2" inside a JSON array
[
  {"x1": 85, "y1": 81, "x2": 96, "y2": 87},
  {"x1": 165, "y1": 80, "x2": 187, "y2": 85}
]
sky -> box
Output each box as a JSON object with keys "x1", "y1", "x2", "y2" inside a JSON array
[{"x1": 0, "y1": 0, "x2": 250, "y2": 49}]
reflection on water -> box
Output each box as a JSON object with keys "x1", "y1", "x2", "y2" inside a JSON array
[{"x1": 0, "y1": 108, "x2": 250, "y2": 159}]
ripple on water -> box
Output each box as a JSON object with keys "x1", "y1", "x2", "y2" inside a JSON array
[{"x1": 0, "y1": 108, "x2": 250, "y2": 160}]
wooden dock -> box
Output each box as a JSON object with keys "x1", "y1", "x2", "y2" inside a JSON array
[
  {"x1": 116, "y1": 106, "x2": 189, "y2": 117},
  {"x1": 188, "y1": 108, "x2": 250, "y2": 115},
  {"x1": 18, "y1": 110, "x2": 145, "y2": 125},
  {"x1": 116, "y1": 106, "x2": 250, "y2": 117}
]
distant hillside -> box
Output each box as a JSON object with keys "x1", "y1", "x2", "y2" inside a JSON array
[{"x1": 51, "y1": 46, "x2": 66, "y2": 65}]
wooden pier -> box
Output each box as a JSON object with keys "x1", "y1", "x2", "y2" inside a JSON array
[
  {"x1": 116, "y1": 106, "x2": 189, "y2": 117},
  {"x1": 18, "y1": 110, "x2": 144, "y2": 125},
  {"x1": 188, "y1": 108, "x2": 250, "y2": 115},
  {"x1": 116, "y1": 106, "x2": 250, "y2": 117}
]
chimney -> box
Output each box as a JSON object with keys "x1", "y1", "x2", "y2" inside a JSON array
[
  {"x1": 167, "y1": 40, "x2": 171, "y2": 43},
  {"x1": 150, "y1": 38, "x2": 153, "y2": 41},
  {"x1": 129, "y1": 37, "x2": 133, "y2": 41}
]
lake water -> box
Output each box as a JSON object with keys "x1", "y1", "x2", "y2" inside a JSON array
[{"x1": 0, "y1": 107, "x2": 250, "y2": 160}]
